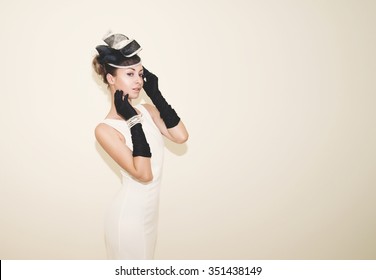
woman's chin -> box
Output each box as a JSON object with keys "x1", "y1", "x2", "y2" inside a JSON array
[{"x1": 129, "y1": 92, "x2": 140, "y2": 99}]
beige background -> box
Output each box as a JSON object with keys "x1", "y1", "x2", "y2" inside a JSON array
[{"x1": 0, "y1": 0, "x2": 375, "y2": 259}]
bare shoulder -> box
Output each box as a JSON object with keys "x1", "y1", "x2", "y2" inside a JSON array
[{"x1": 95, "y1": 123, "x2": 125, "y2": 143}]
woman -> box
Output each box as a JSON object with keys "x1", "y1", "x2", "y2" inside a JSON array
[{"x1": 92, "y1": 32, "x2": 188, "y2": 259}]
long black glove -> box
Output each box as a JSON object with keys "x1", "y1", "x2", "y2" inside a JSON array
[
  {"x1": 142, "y1": 67, "x2": 180, "y2": 128},
  {"x1": 114, "y1": 90, "x2": 151, "y2": 158}
]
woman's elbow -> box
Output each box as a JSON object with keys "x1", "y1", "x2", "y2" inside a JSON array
[
  {"x1": 174, "y1": 132, "x2": 189, "y2": 144},
  {"x1": 137, "y1": 173, "x2": 154, "y2": 183}
]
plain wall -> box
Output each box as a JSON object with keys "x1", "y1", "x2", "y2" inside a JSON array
[{"x1": 0, "y1": 0, "x2": 375, "y2": 259}]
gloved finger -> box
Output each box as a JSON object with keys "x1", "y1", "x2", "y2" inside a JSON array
[
  {"x1": 142, "y1": 66, "x2": 150, "y2": 75},
  {"x1": 114, "y1": 90, "x2": 123, "y2": 105},
  {"x1": 142, "y1": 67, "x2": 154, "y2": 81}
]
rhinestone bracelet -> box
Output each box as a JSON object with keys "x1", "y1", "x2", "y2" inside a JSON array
[{"x1": 126, "y1": 114, "x2": 143, "y2": 128}]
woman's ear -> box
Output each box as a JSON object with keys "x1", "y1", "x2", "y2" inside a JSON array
[{"x1": 106, "y1": 73, "x2": 115, "y2": 85}]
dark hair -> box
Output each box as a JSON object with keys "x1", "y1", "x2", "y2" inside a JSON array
[{"x1": 92, "y1": 55, "x2": 141, "y2": 85}]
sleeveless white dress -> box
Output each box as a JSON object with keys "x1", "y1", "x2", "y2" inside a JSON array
[{"x1": 100, "y1": 104, "x2": 164, "y2": 259}]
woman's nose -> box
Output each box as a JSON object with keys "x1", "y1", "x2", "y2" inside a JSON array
[{"x1": 136, "y1": 75, "x2": 143, "y2": 85}]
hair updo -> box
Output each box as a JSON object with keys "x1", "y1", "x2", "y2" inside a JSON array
[{"x1": 92, "y1": 54, "x2": 141, "y2": 85}]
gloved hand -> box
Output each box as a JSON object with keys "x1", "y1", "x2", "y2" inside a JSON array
[
  {"x1": 142, "y1": 67, "x2": 180, "y2": 128},
  {"x1": 114, "y1": 90, "x2": 151, "y2": 158},
  {"x1": 114, "y1": 90, "x2": 137, "y2": 120},
  {"x1": 142, "y1": 67, "x2": 160, "y2": 97}
]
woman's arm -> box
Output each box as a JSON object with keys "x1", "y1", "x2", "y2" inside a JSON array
[
  {"x1": 95, "y1": 90, "x2": 153, "y2": 183},
  {"x1": 143, "y1": 104, "x2": 188, "y2": 144},
  {"x1": 95, "y1": 123, "x2": 153, "y2": 182},
  {"x1": 142, "y1": 67, "x2": 189, "y2": 144}
]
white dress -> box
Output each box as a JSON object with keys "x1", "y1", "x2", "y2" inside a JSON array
[{"x1": 100, "y1": 104, "x2": 164, "y2": 259}]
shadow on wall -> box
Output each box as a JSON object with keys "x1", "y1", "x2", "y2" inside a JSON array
[{"x1": 164, "y1": 138, "x2": 188, "y2": 156}]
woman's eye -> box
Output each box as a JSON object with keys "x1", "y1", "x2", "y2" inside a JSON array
[{"x1": 126, "y1": 73, "x2": 134, "y2": 77}]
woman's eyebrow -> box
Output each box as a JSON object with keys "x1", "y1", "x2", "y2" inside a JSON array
[{"x1": 125, "y1": 68, "x2": 143, "y2": 72}]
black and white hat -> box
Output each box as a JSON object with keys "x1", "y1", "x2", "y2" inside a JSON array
[{"x1": 96, "y1": 31, "x2": 142, "y2": 68}]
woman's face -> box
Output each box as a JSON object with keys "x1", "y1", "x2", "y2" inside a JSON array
[{"x1": 108, "y1": 64, "x2": 144, "y2": 99}]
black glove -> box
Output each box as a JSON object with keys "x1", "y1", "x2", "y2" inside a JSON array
[
  {"x1": 114, "y1": 90, "x2": 151, "y2": 158},
  {"x1": 114, "y1": 90, "x2": 138, "y2": 120},
  {"x1": 143, "y1": 67, "x2": 180, "y2": 128}
]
